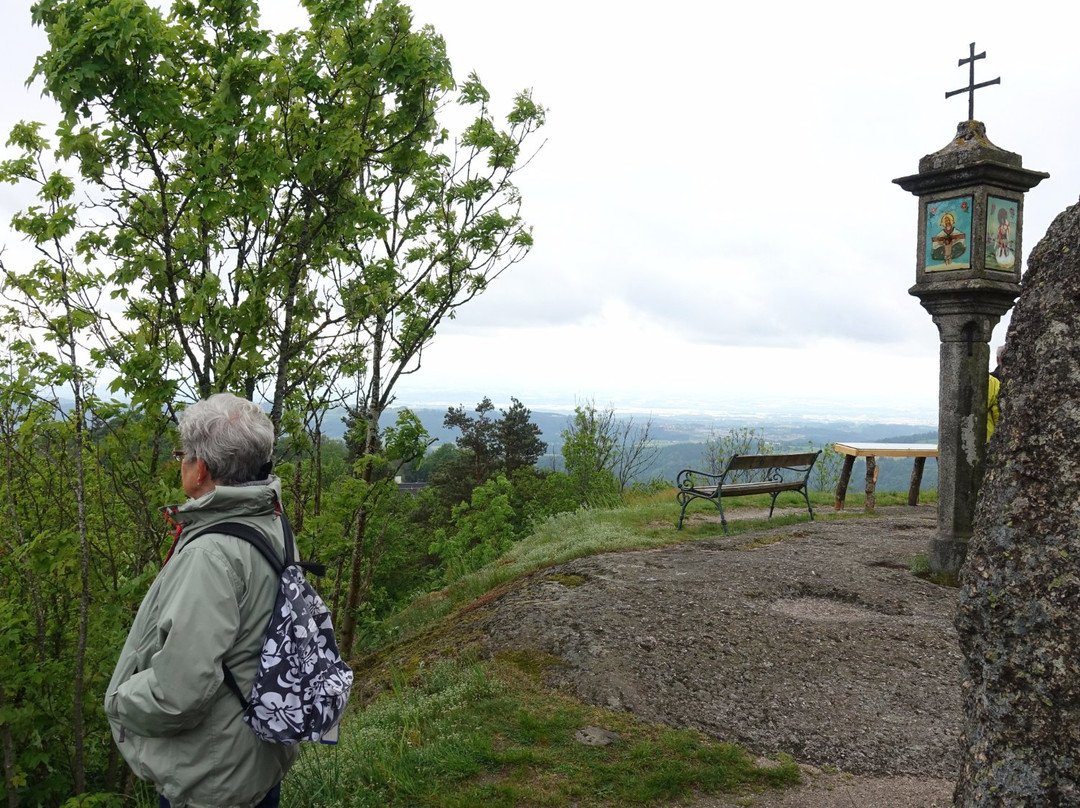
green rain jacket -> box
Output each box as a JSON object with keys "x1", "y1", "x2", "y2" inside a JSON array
[{"x1": 104, "y1": 477, "x2": 299, "y2": 808}]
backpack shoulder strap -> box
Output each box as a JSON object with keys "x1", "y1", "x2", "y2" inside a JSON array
[
  {"x1": 180, "y1": 519, "x2": 291, "y2": 712},
  {"x1": 183, "y1": 512, "x2": 321, "y2": 576},
  {"x1": 278, "y1": 511, "x2": 326, "y2": 576},
  {"x1": 184, "y1": 521, "x2": 286, "y2": 576}
]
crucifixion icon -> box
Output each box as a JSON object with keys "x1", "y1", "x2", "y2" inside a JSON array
[{"x1": 945, "y1": 42, "x2": 1001, "y2": 121}]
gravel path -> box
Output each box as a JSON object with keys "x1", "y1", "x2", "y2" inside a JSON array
[{"x1": 478, "y1": 506, "x2": 959, "y2": 807}]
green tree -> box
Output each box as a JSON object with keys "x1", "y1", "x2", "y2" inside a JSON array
[
  {"x1": 809, "y1": 442, "x2": 842, "y2": 494},
  {"x1": 321, "y1": 408, "x2": 430, "y2": 628},
  {"x1": 498, "y1": 397, "x2": 546, "y2": 474},
  {"x1": 558, "y1": 401, "x2": 660, "y2": 499},
  {"x1": 444, "y1": 397, "x2": 500, "y2": 483},
  {"x1": 431, "y1": 396, "x2": 548, "y2": 539},
  {"x1": 0, "y1": 117, "x2": 147, "y2": 799},
  {"x1": 288, "y1": 6, "x2": 545, "y2": 657},
  {"x1": 560, "y1": 402, "x2": 621, "y2": 508},
  {"x1": 429, "y1": 474, "x2": 515, "y2": 583},
  {"x1": 17, "y1": 0, "x2": 545, "y2": 662},
  {"x1": 701, "y1": 427, "x2": 774, "y2": 481},
  {"x1": 415, "y1": 442, "x2": 463, "y2": 482},
  {"x1": 442, "y1": 396, "x2": 546, "y2": 483},
  {"x1": 609, "y1": 413, "x2": 660, "y2": 493}
]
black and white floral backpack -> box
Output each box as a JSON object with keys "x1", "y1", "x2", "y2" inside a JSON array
[{"x1": 184, "y1": 515, "x2": 353, "y2": 745}]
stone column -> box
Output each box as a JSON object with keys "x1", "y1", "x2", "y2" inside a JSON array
[
  {"x1": 894, "y1": 121, "x2": 1046, "y2": 576},
  {"x1": 918, "y1": 290, "x2": 1014, "y2": 572}
]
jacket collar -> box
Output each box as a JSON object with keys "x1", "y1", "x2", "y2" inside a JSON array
[{"x1": 162, "y1": 476, "x2": 284, "y2": 560}]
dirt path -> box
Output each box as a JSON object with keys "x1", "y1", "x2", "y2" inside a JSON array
[{"x1": 478, "y1": 507, "x2": 959, "y2": 807}]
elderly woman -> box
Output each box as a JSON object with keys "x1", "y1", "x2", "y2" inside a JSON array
[{"x1": 105, "y1": 393, "x2": 298, "y2": 808}]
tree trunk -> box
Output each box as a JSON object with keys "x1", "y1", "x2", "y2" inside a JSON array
[
  {"x1": 330, "y1": 554, "x2": 345, "y2": 628},
  {"x1": 70, "y1": 380, "x2": 90, "y2": 795},
  {"x1": 314, "y1": 424, "x2": 323, "y2": 517},
  {"x1": 339, "y1": 398, "x2": 384, "y2": 659},
  {"x1": 292, "y1": 459, "x2": 304, "y2": 534},
  {"x1": 1, "y1": 684, "x2": 17, "y2": 808},
  {"x1": 104, "y1": 736, "x2": 121, "y2": 796},
  {"x1": 340, "y1": 524, "x2": 365, "y2": 661}
]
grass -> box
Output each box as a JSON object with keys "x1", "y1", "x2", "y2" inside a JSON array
[
  {"x1": 284, "y1": 487, "x2": 934, "y2": 807},
  {"x1": 283, "y1": 653, "x2": 799, "y2": 808},
  {"x1": 908, "y1": 552, "x2": 961, "y2": 587}
]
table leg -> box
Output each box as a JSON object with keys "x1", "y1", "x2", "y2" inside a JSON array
[
  {"x1": 865, "y1": 455, "x2": 877, "y2": 511},
  {"x1": 908, "y1": 456, "x2": 927, "y2": 506},
  {"x1": 835, "y1": 455, "x2": 856, "y2": 510}
]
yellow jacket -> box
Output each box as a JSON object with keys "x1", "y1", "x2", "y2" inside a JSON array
[{"x1": 987, "y1": 374, "x2": 1001, "y2": 441}]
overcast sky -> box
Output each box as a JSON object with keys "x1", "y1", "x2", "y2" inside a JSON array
[{"x1": 3, "y1": 1, "x2": 1079, "y2": 423}]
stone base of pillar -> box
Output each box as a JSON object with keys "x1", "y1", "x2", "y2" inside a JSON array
[{"x1": 929, "y1": 537, "x2": 967, "y2": 577}]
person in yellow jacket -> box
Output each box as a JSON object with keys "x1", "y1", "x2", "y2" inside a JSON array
[
  {"x1": 987, "y1": 346, "x2": 1003, "y2": 441},
  {"x1": 987, "y1": 373, "x2": 1001, "y2": 441}
]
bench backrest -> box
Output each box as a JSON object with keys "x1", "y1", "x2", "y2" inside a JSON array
[
  {"x1": 721, "y1": 451, "x2": 820, "y2": 485},
  {"x1": 726, "y1": 452, "x2": 819, "y2": 471}
]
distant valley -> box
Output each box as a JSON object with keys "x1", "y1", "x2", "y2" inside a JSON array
[{"x1": 362, "y1": 407, "x2": 940, "y2": 492}]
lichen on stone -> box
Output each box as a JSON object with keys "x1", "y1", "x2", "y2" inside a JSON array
[{"x1": 955, "y1": 196, "x2": 1080, "y2": 806}]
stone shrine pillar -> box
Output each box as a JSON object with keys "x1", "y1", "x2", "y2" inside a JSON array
[{"x1": 894, "y1": 55, "x2": 1047, "y2": 575}]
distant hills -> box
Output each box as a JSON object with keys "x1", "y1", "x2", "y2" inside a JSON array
[
  {"x1": 362, "y1": 407, "x2": 938, "y2": 452},
  {"x1": 61, "y1": 396, "x2": 938, "y2": 491},
  {"x1": 360, "y1": 407, "x2": 940, "y2": 492}
]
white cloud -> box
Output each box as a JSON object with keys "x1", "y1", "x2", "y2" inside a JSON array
[{"x1": 2, "y1": 0, "x2": 1075, "y2": 421}]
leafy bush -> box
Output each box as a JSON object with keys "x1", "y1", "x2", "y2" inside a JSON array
[
  {"x1": 429, "y1": 476, "x2": 517, "y2": 583},
  {"x1": 701, "y1": 427, "x2": 774, "y2": 480},
  {"x1": 810, "y1": 442, "x2": 843, "y2": 493}
]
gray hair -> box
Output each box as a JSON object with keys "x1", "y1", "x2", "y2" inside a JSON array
[{"x1": 178, "y1": 393, "x2": 275, "y2": 485}]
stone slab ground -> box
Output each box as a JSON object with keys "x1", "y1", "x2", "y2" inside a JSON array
[{"x1": 478, "y1": 506, "x2": 958, "y2": 807}]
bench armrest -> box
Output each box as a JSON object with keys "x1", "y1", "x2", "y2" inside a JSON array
[{"x1": 676, "y1": 468, "x2": 721, "y2": 489}]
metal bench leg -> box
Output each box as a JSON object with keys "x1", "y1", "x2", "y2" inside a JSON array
[
  {"x1": 718, "y1": 497, "x2": 729, "y2": 535},
  {"x1": 802, "y1": 487, "x2": 815, "y2": 521},
  {"x1": 676, "y1": 496, "x2": 690, "y2": 530}
]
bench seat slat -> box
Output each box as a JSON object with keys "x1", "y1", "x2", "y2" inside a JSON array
[
  {"x1": 681, "y1": 480, "x2": 807, "y2": 497},
  {"x1": 719, "y1": 480, "x2": 807, "y2": 496}
]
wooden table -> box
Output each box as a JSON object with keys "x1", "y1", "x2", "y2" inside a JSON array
[{"x1": 833, "y1": 442, "x2": 938, "y2": 511}]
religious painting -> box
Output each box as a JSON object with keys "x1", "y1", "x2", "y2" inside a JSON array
[
  {"x1": 925, "y1": 197, "x2": 972, "y2": 271},
  {"x1": 985, "y1": 196, "x2": 1017, "y2": 271}
]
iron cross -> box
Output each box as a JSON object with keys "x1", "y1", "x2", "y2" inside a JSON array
[{"x1": 945, "y1": 42, "x2": 1001, "y2": 121}]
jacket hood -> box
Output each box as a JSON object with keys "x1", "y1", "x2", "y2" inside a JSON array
[{"x1": 164, "y1": 476, "x2": 284, "y2": 550}]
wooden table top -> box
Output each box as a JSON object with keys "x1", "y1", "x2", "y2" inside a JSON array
[{"x1": 833, "y1": 442, "x2": 938, "y2": 458}]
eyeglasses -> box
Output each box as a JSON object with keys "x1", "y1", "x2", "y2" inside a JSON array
[{"x1": 172, "y1": 450, "x2": 186, "y2": 462}]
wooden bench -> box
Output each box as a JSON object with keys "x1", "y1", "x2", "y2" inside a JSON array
[{"x1": 676, "y1": 451, "x2": 821, "y2": 533}]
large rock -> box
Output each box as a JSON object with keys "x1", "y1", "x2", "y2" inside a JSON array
[{"x1": 955, "y1": 197, "x2": 1080, "y2": 806}]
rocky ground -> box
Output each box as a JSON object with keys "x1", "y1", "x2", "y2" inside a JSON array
[{"x1": 477, "y1": 506, "x2": 960, "y2": 807}]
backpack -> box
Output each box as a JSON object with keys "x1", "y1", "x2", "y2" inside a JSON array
[{"x1": 183, "y1": 515, "x2": 353, "y2": 745}]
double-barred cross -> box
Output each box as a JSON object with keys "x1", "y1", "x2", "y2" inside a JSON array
[{"x1": 945, "y1": 42, "x2": 1000, "y2": 121}]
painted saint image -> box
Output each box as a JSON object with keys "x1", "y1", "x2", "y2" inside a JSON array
[
  {"x1": 986, "y1": 197, "x2": 1017, "y2": 270},
  {"x1": 931, "y1": 211, "x2": 967, "y2": 266},
  {"x1": 925, "y1": 197, "x2": 972, "y2": 271}
]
